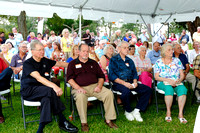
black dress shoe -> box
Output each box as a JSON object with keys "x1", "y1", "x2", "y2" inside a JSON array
[
  {"x1": 59, "y1": 120, "x2": 79, "y2": 132},
  {"x1": 0, "y1": 116, "x2": 5, "y2": 124}
]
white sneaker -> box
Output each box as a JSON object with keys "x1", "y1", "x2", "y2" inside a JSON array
[
  {"x1": 197, "y1": 96, "x2": 200, "y2": 101},
  {"x1": 124, "y1": 111, "x2": 134, "y2": 121},
  {"x1": 132, "y1": 110, "x2": 143, "y2": 122}
]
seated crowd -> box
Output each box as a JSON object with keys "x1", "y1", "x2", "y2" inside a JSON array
[{"x1": 1, "y1": 27, "x2": 200, "y2": 132}]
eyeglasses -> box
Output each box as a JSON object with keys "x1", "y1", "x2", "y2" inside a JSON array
[{"x1": 33, "y1": 49, "x2": 44, "y2": 52}]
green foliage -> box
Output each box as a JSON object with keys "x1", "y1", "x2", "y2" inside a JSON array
[
  {"x1": 26, "y1": 17, "x2": 38, "y2": 34},
  {"x1": 0, "y1": 15, "x2": 38, "y2": 39},
  {"x1": 120, "y1": 23, "x2": 141, "y2": 37},
  {"x1": 169, "y1": 21, "x2": 187, "y2": 35},
  {"x1": 45, "y1": 13, "x2": 96, "y2": 35},
  {"x1": 188, "y1": 43, "x2": 193, "y2": 50},
  {"x1": 0, "y1": 15, "x2": 18, "y2": 39}
]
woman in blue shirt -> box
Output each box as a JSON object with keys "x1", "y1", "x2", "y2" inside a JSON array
[{"x1": 66, "y1": 45, "x2": 79, "y2": 63}]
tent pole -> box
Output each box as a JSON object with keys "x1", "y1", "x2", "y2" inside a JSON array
[
  {"x1": 140, "y1": 15, "x2": 153, "y2": 37},
  {"x1": 79, "y1": 0, "x2": 89, "y2": 42},
  {"x1": 153, "y1": 14, "x2": 172, "y2": 37},
  {"x1": 79, "y1": 8, "x2": 82, "y2": 42}
]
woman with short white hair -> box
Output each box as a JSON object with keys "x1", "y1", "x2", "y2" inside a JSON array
[
  {"x1": 133, "y1": 46, "x2": 152, "y2": 88},
  {"x1": 180, "y1": 38, "x2": 188, "y2": 54},
  {"x1": 99, "y1": 44, "x2": 115, "y2": 83},
  {"x1": 154, "y1": 43, "x2": 187, "y2": 123}
]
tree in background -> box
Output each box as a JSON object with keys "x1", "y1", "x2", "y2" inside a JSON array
[
  {"x1": 169, "y1": 17, "x2": 200, "y2": 39},
  {"x1": 169, "y1": 21, "x2": 187, "y2": 36},
  {"x1": 0, "y1": 13, "x2": 38, "y2": 39},
  {"x1": 0, "y1": 15, "x2": 17, "y2": 38},
  {"x1": 120, "y1": 23, "x2": 141, "y2": 37},
  {"x1": 187, "y1": 17, "x2": 200, "y2": 38},
  {"x1": 45, "y1": 13, "x2": 98, "y2": 35},
  {"x1": 18, "y1": 11, "x2": 28, "y2": 39}
]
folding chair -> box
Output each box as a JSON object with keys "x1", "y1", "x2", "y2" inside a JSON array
[
  {"x1": 192, "y1": 77, "x2": 200, "y2": 104},
  {"x1": 12, "y1": 74, "x2": 21, "y2": 95},
  {"x1": 21, "y1": 96, "x2": 41, "y2": 129},
  {"x1": 64, "y1": 68, "x2": 70, "y2": 102},
  {"x1": 21, "y1": 96, "x2": 58, "y2": 129},
  {"x1": 111, "y1": 83, "x2": 138, "y2": 114},
  {"x1": 0, "y1": 88, "x2": 13, "y2": 111},
  {"x1": 69, "y1": 84, "x2": 104, "y2": 121},
  {"x1": 152, "y1": 68, "x2": 177, "y2": 113},
  {"x1": 106, "y1": 67, "x2": 138, "y2": 115},
  {"x1": 103, "y1": 82, "x2": 119, "y2": 116}
]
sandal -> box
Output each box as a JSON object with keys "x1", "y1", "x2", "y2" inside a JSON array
[
  {"x1": 165, "y1": 117, "x2": 172, "y2": 122},
  {"x1": 178, "y1": 117, "x2": 187, "y2": 124}
]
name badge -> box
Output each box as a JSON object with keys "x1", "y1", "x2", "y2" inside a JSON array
[
  {"x1": 17, "y1": 60, "x2": 22, "y2": 63},
  {"x1": 125, "y1": 63, "x2": 129, "y2": 67},
  {"x1": 75, "y1": 64, "x2": 82, "y2": 68}
]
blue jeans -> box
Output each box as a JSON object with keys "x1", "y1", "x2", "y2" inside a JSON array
[
  {"x1": 113, "y1": 82, "x2": 152, "y2": 112},
  {"x1": 0, "y1": 67, "x2": 13, "y2": 90},
  {"x1": 0, "y1": 67, "x2": 13, "y2": 117}
]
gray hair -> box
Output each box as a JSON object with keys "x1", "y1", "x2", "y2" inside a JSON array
[
  {"x1": 30, "y1": 40, "x2": 43, "y2": 50},
  {"x1": 103, "y1": 44, "x2": 115, "y2": 55},
  {"x1": 19, "y1": 41, "x2": 28, "y2": 47},
  {"x1": 117, "y1": 41, "x2": 130, "y2": 47},
  {"x1": 115, "y1": 30, "x2": 121, "y2": 34},
  {"x1": 161, "y1": 43, "x2": 173, "y2": 58},
  {"x1": 138, "y1": 46, "x2": 147, "y2": 53},
  {"x1": 78, "y1": 42, "x2": 88, "y2": 51}
]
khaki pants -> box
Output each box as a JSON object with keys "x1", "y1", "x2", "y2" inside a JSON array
[
  {"x1": 186, "y1": 73, "x2": 199, "y2": 97},
  {"x1": 71, "y1": 83, "x2": 116, "y2": 123}
]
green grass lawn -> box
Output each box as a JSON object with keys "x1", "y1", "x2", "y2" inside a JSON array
[{"x1": 0, "y1": 77, "x2": 199, "y2": 133}]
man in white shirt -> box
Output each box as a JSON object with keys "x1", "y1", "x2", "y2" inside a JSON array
[
  {"x1": 12, "y1": 27, "x2": 23, "y2": 46},
  {"x1": 139, "y1": 30, "x2": 149, "y2": 43}
]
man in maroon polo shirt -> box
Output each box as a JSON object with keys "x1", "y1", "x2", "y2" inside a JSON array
[{"x1": 67, "y1": 43, "x2": 118, "y2": 132}]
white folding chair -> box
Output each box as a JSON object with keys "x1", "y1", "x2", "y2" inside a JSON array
[
  {"x1": 69, "y1": 84, "x2": 104, "y2": 121},
  {"x1": 0, "y1": 89, "x2": 13, "y2": 110},
  {"x1": 21, "y1": 96, "x2": 41, "y2": 129}
]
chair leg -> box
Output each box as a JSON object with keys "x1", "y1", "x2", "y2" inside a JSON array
[
  {"x1": 192, "y1": 87, "x2": 198, "y2": 105},
  {"x1": 71, "y1": 96, "x2": 76, "y2": 121},
  {"x1": 100, "y1": 102, "x2": 104, "y2": 118},
  {"x1": 154, "y1": 88, "x2": 159, "y2": 113},
  {"x1": 12, "y1": 78, "x2": 15, "y2": 95},
  {"x1": 113, "y1": 95, "x2": 119, "y2": 116},
  {"x1": 21, "y1": 97, "x2": 26, "y2": 129},
  {"x1": 9, "y1": 92, "x2": 14, "y2": 111},
  {"x1": 64, "y1": 83, "x2": 66, "y2": 98}
]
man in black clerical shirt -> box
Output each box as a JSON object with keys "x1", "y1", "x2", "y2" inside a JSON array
[{"x1": 21, "y1": 40, "x2": 78, "y2": 133}]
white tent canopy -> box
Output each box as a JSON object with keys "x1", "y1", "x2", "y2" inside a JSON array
[{"x1": 0, "y1": 0, "x2": 200, "y2": 23}]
